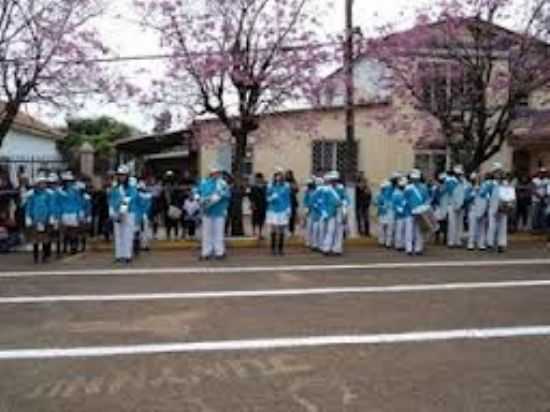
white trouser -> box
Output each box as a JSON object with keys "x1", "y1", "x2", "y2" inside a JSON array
[
  {"x1": 140, "y1": 218, "x2": 152, "y2": 249},
  {"x1": 378, "y1": 221, "x2": 388, "y2": 246},
  {"x1": 305, "y1": 216, "x2": 315, "y2": 247},
  {"x1": 487, "y1": 212, "x2": 508, "y2": 248},
  {"x1": 394, "y1": 218, "x2": 406, "y2": 250},
  {"x1": 405, "y1": 215, "x2": 424, "y2": 254},
  {"x1": 385, "y1": 215, "x2": 395, "y2": 248},
  {"x1": 114, "y1": 214, "x2": 135, "y2": 260},
  {"x1": 322, "y1": 216, "x2": 344, "y2": 254},
  {"x1": 447, "y1": 207, "x2": 464, "y2": 247},
  {"x1": 201, "y1": 216, "x2": 226, "y2": 257},
  {"x1": 312, "y1": 220, "x2": 324, "y2": 250},
  {"x1": 467, "y1": 211, "x2": 487, "y2": 250}
]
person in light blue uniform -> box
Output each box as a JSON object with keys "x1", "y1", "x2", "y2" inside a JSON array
[
  {"x1": 109, "y1": 165, "x2": 139, "y2": 263},
  {"x1": 392, "y1": 177, "x2": 408, "y2": 251},
  {"x1": 137, "y1": 181, "x2": 153, "y2": 251},
  {"x1": 309, "y1": 177, "x2": 325, "y2": 251},
  {"x1": 59, "y1": 171, "x2": 83, "y2": 255},
  {"x1": 46, "y1": 173, "x2": 63, "y2": 259},
  {"x1": 446, "y1": 165, "x2": 468, "y2": 248},
  {"x1": 25, "y1": 174, "x2": 53, "y2": 263},
  {"x1": 321, "y1": 171, "x2": 348, "y2": 256},
  {"x1": 404, "y1": 169, "x2": 429, "y2": 256},
  {"x1": 485, "y1": 163, "x2": 514, "y2": 252},
  {"x1": 196, "y1": 165, "x2": 230, "y2": 260},
  {"x1": 303, "y1": 178, "x2": 317, "y2": 249},
  {"x1": 266, "y1": 168, "x2": 291, "y2": 256},
  {"x1": 385, "y1": 172, "x2": 400, "y2": 248},
  {"x1": 375, "y1": 181, "x2": 391, "y2": 246},
  {"x1": 467, "y1": 173, "x2": 488, "y2": 250}
]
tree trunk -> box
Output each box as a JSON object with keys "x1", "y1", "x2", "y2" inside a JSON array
[
  {"x1": 0, "y1": 101, "x2": 21, "y2": 147},
  {"x1": 229, "y1": 132, "x2": 247, "y2": 237}
]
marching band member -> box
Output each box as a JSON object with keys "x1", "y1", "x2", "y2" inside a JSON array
[
  {"x1": 266, "y1": 168, "x2": 291, "y2": 256},
  {"x1": 321, "y1": 171, "x2": 348, "y2": 256},
  {"x1": 109, "y1": 165, "x2": 139, "y2": 263},
  {"x1": 446, "y1": 165, "x2": 467, "y2": 248},
  {"x1": 303, "y1": 178, "x2": 316, "y2": 249},
  {"x1": 137, "y1": 181, "x2": 153, "y2": 251},
  {"x1": 391, "y1": 177, "x2": 408, "y2": 251},
  {"x1": 25, "y1": 174, "x2": 53, "y2": 263},
  {"x1": 486, "y1": 164, "x2": 515, "y2": 252},
  {"x1": 309, "y1": 177, "x2": 325, "y2": 252},
  {"x1": 404, "y1": 169, "x2": 430, "y2": 256},
  {"x1": 466, "y1": 173, "x2": 488, "y2": 250},
  {"x1": 376, "y1": 181, "x2": 392, "y2": 247},
  {"x1": 59, "y1": 171, "x2": 83, "y2": 255},
  {"x1": 385, "y1": 172, "x2": 400, "y2": 248},
  {"x1": 196, "y1": 165, "x2": 230, "y2": 260},
  {"x1": 46, "y1": 173, "x2": 63, "y2": 258}
]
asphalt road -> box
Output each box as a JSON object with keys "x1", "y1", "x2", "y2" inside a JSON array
[{"x1": 1, "y1": 244, "x2": 550, "y2": 411}]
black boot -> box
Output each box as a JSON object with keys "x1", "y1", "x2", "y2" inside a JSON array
[
  {"x1": 43, "y1": 243, "x2": 52, "y2": 262},
  {"x1": 33, "y1": 243, "x2": 40, "y2": 264},
  {"x1": 278, "y1": 232, "x2": 285, "y2": 256},
  {"x1": 271, "y1": 232, "x2": 277, "y2": 255}
]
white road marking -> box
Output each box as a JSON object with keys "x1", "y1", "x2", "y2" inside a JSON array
[
  {"x1": 1, "y1": 258, "x2": 549, "y2": 278},
  {"x1": 1, "y1": 325, "x2": 549, "y2": 360},
  {"x1": 4, "y1": 279, "x2": 550, "y2": 304}
]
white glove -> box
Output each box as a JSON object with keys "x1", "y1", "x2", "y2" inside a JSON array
[{"x1": 210, "y1": 194, "x2": 221, "y2": 204}]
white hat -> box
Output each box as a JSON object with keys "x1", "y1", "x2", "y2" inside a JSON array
[
  {"x1": 275, "y1": 166, "x2": 285, "y2": 174},
  {"x1": 326, "y1": 170, "x2": 340, "y2": 181},
  {"x1": 453, "y1": 165, "x2": 464, "y2": 175},
  {"x1": 470, "y1": 172, "x2": 478, "y2": 180},
  {"x1": 61, "y1": 171, "x2": 75, "y2": 181},
  {"x1": 165, "y1": 170, "x2": 175, "y2": 176},
  {"x1": 209, "y1": 164, "x2": 222, "y2": 174},
  {"x1": 539, "y1": 167, "x2": 548, "y2": 173},
  {"x1": 380, "y1": 180, "x2": 391, "y2": 188},
  {"x1": 410, "y1": 169, "x2": 421, "y2": 180},
  {"x1": 48, "y1": 173, "x2": 59, "y2": 183},
  {"x1": 314, "y1": 177, "x2": 324, "y2": 185},
  {"x1": 398, "y1": 176, "x2": 408, "y2": 186},
  {"x1": 391, "y1": 171, "x2": 402, "y2": 179},
  {"x1": 117, "y1": 165, "x2": 130, "y2": 175},
  {"x1": 36, "y1": 174, "x2": 48, "y2": 184},
  {"x1": 438, "y1": 172, "x2": 447, "y2": 181},
  {"x1": 491, "y1": 162, "x2": 503, "y2": 172}
]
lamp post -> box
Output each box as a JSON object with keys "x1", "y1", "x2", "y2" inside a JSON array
[{"x1": 344, "y1": 0, "x2": 355, "y2": 183}]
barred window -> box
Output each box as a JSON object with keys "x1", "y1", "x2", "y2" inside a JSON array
[{"x1": 312, "y1": 140, "x2": 357, "y2": 176}]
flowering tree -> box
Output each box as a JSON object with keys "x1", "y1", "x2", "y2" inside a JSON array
[
  {"x1": 368, "y1": 0, "x2": 550, "y2": 173},
  {"x1": 135, "y1": 0, "x2": 333, "y2": 234},
  {"x1": 0, "y1": 0, "x2": 109, "y2": 146},
  {"x1": 135, "y1": 0, "x2": 332, "y2": 179}
]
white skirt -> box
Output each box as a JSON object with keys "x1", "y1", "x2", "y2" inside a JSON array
[{"x1": 266, "y1": 211, "x2": 289, "y2": 226}]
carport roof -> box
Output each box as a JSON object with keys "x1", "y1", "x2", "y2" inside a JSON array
[{"x1": 114, "y1": 129, "x2": 193, "y2": 155}]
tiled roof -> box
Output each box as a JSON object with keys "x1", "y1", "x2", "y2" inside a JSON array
[{"x1": 0, "y1": 104, "x2": 65, "y2": 140}]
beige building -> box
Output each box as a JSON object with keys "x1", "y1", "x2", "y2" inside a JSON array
[{"x1": 194, "y1": 19, "x2": 550, "y2": 188}]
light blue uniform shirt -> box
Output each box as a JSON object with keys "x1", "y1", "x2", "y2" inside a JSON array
[
  {"x1": 267, "y1": 182, "x2": 291, "y2": 214},
  {"x1": 197, "y1": 177, "x2": 230, "y2": 218},
  {"x1": 26, "y1": 188, "x2": 52, "y2": 226}
]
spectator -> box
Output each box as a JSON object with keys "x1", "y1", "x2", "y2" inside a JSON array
[
  {"x1": 515, "y1": 175, "x2": 531, "y2": 232},
  {"x1": 249, "y1": 173, "x2": 267, "y2": 240},
  {"x1": 163, "y1": 171, "x2": 182, "y2": 240},
  {"x1": 182, "y1": 191, "x2": 200, "y2": 239},
  {"x1": 285, "y1": 170, "x2": 299, "y2": 236},
  {"x1": 355, "y1": 171, "x2": 372, "y2": 236}
]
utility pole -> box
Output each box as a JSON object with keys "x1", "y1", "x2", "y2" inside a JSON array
[{"x1": 344, "y1": 0, "x2": 355, "y2": 183}]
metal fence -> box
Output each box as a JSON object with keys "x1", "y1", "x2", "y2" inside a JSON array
[{"x1": 0, "y1": 155, "x2": 67, "y2": 186}]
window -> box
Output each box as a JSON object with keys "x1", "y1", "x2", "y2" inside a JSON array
[
  {"x1": 312, "y1": 140, "x2": 358, "y2": 175},
  {"x1": 414, "y1": 150, "x2": 448, "y2": 180}
]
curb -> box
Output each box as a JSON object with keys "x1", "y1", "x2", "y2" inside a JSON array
[{"x1": 89, "y1": 235, "x2": 545, "y2": 252}]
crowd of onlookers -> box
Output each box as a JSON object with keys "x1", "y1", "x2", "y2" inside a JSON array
[{"x1": 1, "y1": 164, "x2": 549, "y2": 254}]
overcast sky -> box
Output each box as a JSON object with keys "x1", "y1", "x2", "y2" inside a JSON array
[{"x1": 30, "y1": 0, "x2": 433, "y2": 132}]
